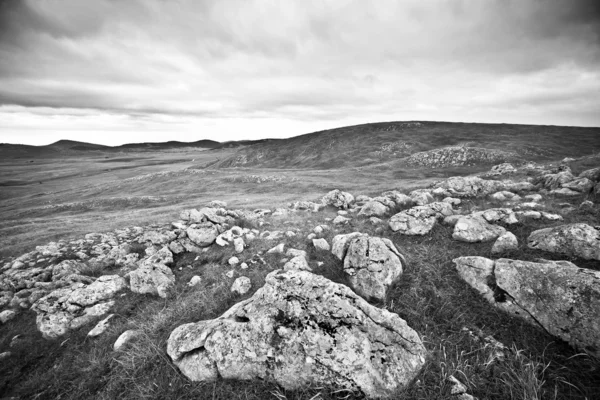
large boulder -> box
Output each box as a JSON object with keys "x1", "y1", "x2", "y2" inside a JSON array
[
  {"x1": 358, "y1": 201, "x2": 389, "y2": 217},
  {"x1": 343, "y1": 235, "x2": 405, "y2": 302},
  {"x1": 322, "y1": 190, "x2": 355, "y2": 209},
  {"x1": 32, "y1": 275, "x2": 126, "y2": 339},
  {"x1": 528, "y1": 223, "x2": 600, "y2": 260},
  {"x1": 186, "y1": 223, "x2": 219, "y2": 247},
  {"x1": 388, "y1": 202, "x2": 453, "y2": 235},
  {"x1": 452, "y1": 215, "x2": 506, "y2": 243},
  {"x1": 453, "y1": 257, "x2": 600, "y2": 358},
  {"x1": 167, "y1": 269, "x2": 426, "y2": 398}
]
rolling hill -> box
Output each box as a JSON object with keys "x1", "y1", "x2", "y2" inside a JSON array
[{"x1": 215, "y1": 121, "x2": 600, "y2": 169}]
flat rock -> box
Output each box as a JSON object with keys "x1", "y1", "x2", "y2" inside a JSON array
[
  {"x1": 452, "y1": 215, "x2": 506, "y2": 243},
  {"x1": 343, "y1": 235, "x2": 405, "y2": 302},
  {"x1": 129, "y1": 263, "x2": 175, "y2": 298},
  {"x1": 88, "y1": 314, "x2": 114, "y2": 337},
  {"x1": 167, "y1": 269, "x2": 426, "y2": 398},
  {"x1": 528, "y1": 223, "x2": 600, "y2": 260},
  {"x1": 389, "y1": 202, "x2": 453, "y2": 235},
  {"x1": 454, "y1": 257, "x2": 600, "y2": 358}
]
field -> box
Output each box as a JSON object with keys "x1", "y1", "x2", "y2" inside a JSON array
[{"x1": 0, "y1": 121, "x2": 599, "y2": 399}]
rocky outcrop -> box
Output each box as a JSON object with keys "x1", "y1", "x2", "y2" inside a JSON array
[
  {"x1": 389, "y1": 202, "x2": 453, "y2": 235},
  {"x1": 322, "y1": 190, "x2": 355, "y2": 209},
  {"x1": 454, "y1": 257, "x2": 600, "y2": 358},
  {"x1": 528, "y1": 223, "x2": 600, "y2": 260},
  {"x1": 32, "y1": 275, "x2": 126, "y2": 339},
  {"x1": 343, "y1": 235, "x2": 405, "y2": 302},
  {"x1": 405, "y1": 146, "x2": 517, "y2": 168},
  {"x1": 433, "y1": 176, "x2": 504, "y2": 198},
  {"x1": 452, "y1": 215, "x2": 506, "y2": 243},
  {"x1": 167, "y1": 269, "x2": 426, "y2": 398}
]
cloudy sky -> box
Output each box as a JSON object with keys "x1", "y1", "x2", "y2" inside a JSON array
[{"x1": 1, "y1": 0, "x2": 599, "y2": 146}]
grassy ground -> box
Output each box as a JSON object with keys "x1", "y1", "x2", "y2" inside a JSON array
[{"x1": 1, "y1": 188, "x2": 599, "y2": 399}]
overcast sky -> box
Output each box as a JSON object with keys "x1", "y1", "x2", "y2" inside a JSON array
[{"x1": 1, "y1": 0, "x2": 599, "y2": 146}]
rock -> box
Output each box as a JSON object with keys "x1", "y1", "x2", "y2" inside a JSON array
[
  {"x1": 524, "y1": 194, "x2": 542, "y2": 202},
  {"x1": 32, "y1": 275, "x2": 126, "y2": 339},
  {"x1": 528, "y1": 223, "x2": 600, "y2": 260},
  {"x1": 443, "y1": 215, "x2": 461, "y2": 226},
  {"x1": 240, "y1": 263, "x2": 248, "y2": 269},
  {"x1": 130, "y1": 263, "x2": 175, "y2": 298},
  {"x1": 225, "y1": 270, "x2": 235, "y2": 279},
  {"x1": 231, "y1": 277, "x2": 252, "y2": 295},
  {"x1": 208, "y1": 200, "x2": 227, "y2": 208},
  {"x1": 491, "y1": 232, "x2": 518, "y2": 254},
  {"x1": 228, "y1": 257, "x2": 240, "y2": 266},
  {"x1": 283, "y1": 256, "x2": 311, "y2": 272},
  {"x1": 188, "y1": 276, "x2": 202, "y2": 287},
  {"x1": 167, "y1": 269, "x2": 426, "y2": 398},
  {"x1": 312, "y1": 238, "x2": 330, "y2": 251},
  {"x1": 114, "y1": 329, "x2": 142, "y2": 351},
  {"x1": 454, "y1": 257, "x2": 600, "y2": 358},
  {"x1": 143, "y1": 246, "x2": 173, "y2": 266},
  {"x1": 369, "y1": 217, "x2": 382, "y2": 224},
  {"x1": 516, "y1": 210, "x2": 542, "y2": 220},
  {"x1": 434, "y1": 176, "x2": 504, "y2": 198},
  {"x1": 0, "y1": 309, "x2": 16, "y2": 324},
  {"x1": 267, "y1": 243, "x2": 285, "y2": 254},
  {"x1": 580, "y1": 200, "x2": 594, "y2": 209},
  {"x1": 331, "y1": 232, "x2": 363, "y2": 260},
  {"x1": 562, "y1": 177, "x2": 594, "y2": 193},
  {"x1": 442, "y1": 197, "x2": 461, "y2": 205},
  {"x1": 382, "y1": 191, "x2": 413, "y2": 207},
  {"x1": 358, "y1": 201, "x2": 389, "y2": 217},
  {"x1": 538, "y1": 170, "x2": 575, "y2": 190},
  {"x1": 233, "y1": 237, "x2": 245, "y2": 254},
  {"x1": 343, "y1": 235, "x2": 404, "y2": 302},
  {"x1": 486, "y1": 163, "x2": 516, "y2": 176},
  {"x1": 409, "y1": 190, "x2": 434, "y2": 206},
  {"x1": 389, "y1": 202, "x2": 453, "y2": 235},
  {"x1": 332, "y1": 215, "x2": 351, "y2": 225},
  {"x1": 579, "y1": 166, "x2": 600, "y2": 182},
  {"x1": 452, "y1": 215, "x2": 506, "y2": 243},
  {"x1": 550, "y1": 188, "x2": 580, "y2": 196},
  {"x1": 141, "y1": 230, "x2": 177, "y2": 245},
  {"x1": 322, "y1": 189, "x2": 355, "y2": 209},
  {"x1": 478, "y1": 208, "x2": 518, "y2": 225},
  {"x1": 186, "y1": 224, "x2": 219, "y2": 247},
  {"x1": 169, "y1": 240, "x2": 186, "y2": 254},
  {"x1": 88, "y1": 314, "x2": 114, "y2": 337}
]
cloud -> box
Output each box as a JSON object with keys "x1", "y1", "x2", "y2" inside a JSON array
[{"x1": 0, "y1": 0, "x2": 599, "y2": 145}]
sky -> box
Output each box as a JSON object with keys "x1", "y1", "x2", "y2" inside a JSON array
[{"x1": 0, "y1": 0, "x2": 599, "y2": 146}]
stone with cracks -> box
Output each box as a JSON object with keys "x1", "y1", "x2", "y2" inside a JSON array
[
  {"x1": 453, "y1": 257, "x2": 600, "y2": 359},
  {"x1": 129, "y1": 263, "x2": 175, "y2": 298},
  {"x1": 452, "y1": 215, "x2": 506, "y2": 243},
  {"x1": 186, "y1": 223, "x2": 219, "y2": 247},
  {"x1": 322, "y1": 189, "x2": 355, "y2": 209},
  {"x1": 331, "y1": 232, "x2": 363, "y2": 260},
  {"x1": 528, "y1": 223, "x2": 600, "y2": 260},
  {"x1": 433, "y1": 176, "x2": 504, "y2": 198},
  {"x1": 388, "y1": 202, "x2": 453, "y2": 235},
  {"x1": 32, "y1": 275, "x2": 126, "y2": 339},
  {"x1": 167, "y1": 269, "x2": 426, "y2": 398},
  {"x1": 343, "y1": 235, "x2": 405, "y2": 302}
]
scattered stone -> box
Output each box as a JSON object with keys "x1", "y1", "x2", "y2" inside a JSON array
[
  {"x1": 233, "y1": 237, "x2": 245, "y2": 254},
  {"x1": 167, "y1": 269, "x2": 426, "y2": 398},
  {"x1": 491, "y1": 232, "x2": 518, "y2": 254},
  {"x1": 228, "y1": 257, "x2": 240, "y2": 266},
  {"x1": 452, "y1": 215, "x2": 506, "y2": 243},
  {"x1": 580, "y1": 200, "x2": 594, "y2": 209},
  {"x1": 130, "y1": 263, "x2": 175, "y2": 298},
  {"x1": 332, "y1": 215, "x2": 351, "y2": 225},
  {"x1": 312, "y1": 238, "x2": 330, "y2": 251},
  {"x1": 343, "y1": 235, "x2": 405, "y2": 301},
  {"x1": 188, "y1": 276, "x2": 202, "y2": 287},
  {"x1": 240, "y1": 262, "x2": 248, "y2": 269},
  {"x1": 322, "y1": 189, "x2": 355, "y2": 209},
  {"x1": 528, "y1": 223, "x2": 600, "y2": 260},
  {"x1": 231, "y1": 276, "x2": 252, "y2": 295},
  {"x1": 225, "y1": 270, "x2": 235, "y2": 279},
  {"x1": 0, "y1": 309, "x2": 16, "y2": 324},
  {"x1": 267, "y1": 243, "x2": 285, "y2": 254},
  {"x1": 114, "y1": 329, "x2": 142, "y2": 351},
  {"x1": 454, "y1": 257, "x2": 600, "y2": 358},
  {"x1": 409, "y1": 189, "x2": 434, "y2": 206},
  {"x1": 88, "y1": 314, "x2": 115, "y2": 337}
]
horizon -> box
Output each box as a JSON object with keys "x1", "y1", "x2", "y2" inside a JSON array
[{"x1": 1, "y1": 0, "x2": 600, "y2": 146}]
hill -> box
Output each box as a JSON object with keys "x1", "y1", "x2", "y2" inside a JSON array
[{"x1": 215, "y1": 121, "x2": 600, "y2": 169}]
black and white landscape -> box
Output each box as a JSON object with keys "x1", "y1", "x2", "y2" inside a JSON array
[{"x1": 1, "y1": 1, "x2": 600, "y2": 399}]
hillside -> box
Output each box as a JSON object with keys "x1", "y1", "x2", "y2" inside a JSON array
[{"x1": 216, "y1": 121, "x2": 600, "y2": 169}]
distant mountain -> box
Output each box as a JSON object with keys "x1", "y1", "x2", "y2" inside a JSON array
[{"x1": 215, "y1": 121, "x2": 600, "y2": 169}]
